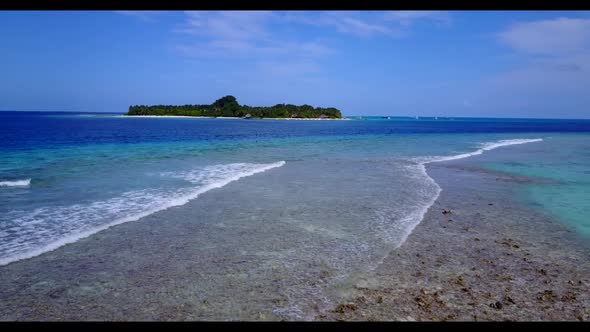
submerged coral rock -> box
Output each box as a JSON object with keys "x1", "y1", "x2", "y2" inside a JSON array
[{"x1": 333, "y1": 303, "x2": 358, "y2": 313}]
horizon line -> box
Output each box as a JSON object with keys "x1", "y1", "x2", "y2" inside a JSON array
[{"x1": 2, "y1": 109, "x2": 590, "y2": 121}]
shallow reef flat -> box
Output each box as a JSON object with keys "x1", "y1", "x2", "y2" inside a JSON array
[
  {"x1": 0, "y1": 145, "x2": 588, "y2": 321},
  {"x1": 319, "y1": 161, "x2": 590, "y2": 321}
]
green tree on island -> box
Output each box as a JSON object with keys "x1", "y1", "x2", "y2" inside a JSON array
[{"x1": 127, "y1": 96, "x2": 342, "y2": 119}]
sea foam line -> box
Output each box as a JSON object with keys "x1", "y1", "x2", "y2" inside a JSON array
[
  {"x1": 417, "y1": 138, "x2": 543, "y2": 164},
  {"x1": 0, "y1": 179, "x2": 31, "y2": 187},
  {"x1": 0, "y1": 161, "x2": 285, "y2": 266},
  {"x1": 394, "y1": 138, "x2": 544, "y2": 248},
  {"x1": 392, "y1": 163, "x2": 442, "y2": 249}
]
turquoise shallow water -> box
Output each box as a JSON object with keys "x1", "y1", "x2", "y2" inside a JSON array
[
  {"x1": 468, "y1": 134, "x2": 590, "y2": 237},
  {"x1": 1, "y1": 112, "x2": 589, "y2": 270}
]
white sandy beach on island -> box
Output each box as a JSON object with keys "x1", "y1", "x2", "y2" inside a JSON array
[{"x1": 117, "y1": 115, "x2": 351, "y2": 120}]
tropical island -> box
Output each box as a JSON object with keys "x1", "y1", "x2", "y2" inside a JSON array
[{"x1": 126, "y1": 95, "x2": 342, "y2": 119}]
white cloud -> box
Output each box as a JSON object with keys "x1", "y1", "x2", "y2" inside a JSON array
[
  {"x1": 174, "y1": 11, "x2": 334, "y2": 59},
  {"x1": 168, "y1": 11, "x2": 452, "y2": 83},
  {"x1": 492, "y1": 17, "x2": 590, "y2": 88},
  {"x1": 164, "y1": 11, "x2": 453, "y2": 60},
  {"x1": 384, "y1": 11, "x2": 451, "y2": 27},
  {"x1": 298, "y1": 12, "x2": 398, "y2": 37},
  {"x1": 498, "y1": 17, "x2": 590, "y2": 56},
  {"x1": 468, "y1": 16, "x2": 590, "y2": 117},
  {"x1": 331, "y1": 15, "x2": 395, "y2": 37},
  {"x1": 282, "y1": 11, "x2": 450, "y2": 38},
  {"x1": 178, "y1": 11, "x2": 274, "y2": 41}
]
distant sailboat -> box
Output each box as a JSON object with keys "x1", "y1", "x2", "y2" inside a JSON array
[
  {"x1": 435, "y1": 116, "x2": 438, "y2": 120},
  {"x1": 415, "y1": 116, "x2": 419, "y2": 119}
]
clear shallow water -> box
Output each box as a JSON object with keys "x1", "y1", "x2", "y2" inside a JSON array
[
  {"x1": 1, "y1": 111, "x2": 590, "y2": 318},
  {"x1": 461, "y1": 134, "x2": 590, "y2": 237},
  {"x1": 1, "y1": 112, "x2": 589, "y2": 260}
]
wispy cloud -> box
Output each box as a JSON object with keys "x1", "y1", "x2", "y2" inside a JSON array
[
  {"x1": 165, "y1": 11, "x2": 452, "y2": 82},
  {"x1": 326, "y1": 15, "x2": 395, "y2": 37},
  {"x1": 488, "y1": 60, "x2": 588, "y2": 91},
  {"x1": 495, "y1": 17, "x2": 590, "y2": 78},
  {"x1": 477, "y1": 16, "x2": 590, "y2": 114},
  {"x1": 282, "y1": 12, "x2": 399, "y2": 38},
  {"x1": 165, "y1": 11, "x2": 453, "y2": 60},
  {"x1": 383, "y1": 11, "x2": 452, "y2": 27},
  {"x1": 282, "y1": 11, "x2": 451, "y2": 38},
  {"x1": 174, "y1": 11, "x2": 334, "y2": 59},
  {"x1": 498, "y1": 17, "x2": 590, "y2": 56},
  {"x1": 552, "y1": 62, "x2": 582, "y2": 72},
  {"x1": 172, "y1": 11, "x2": 339, "y2": 83},
  {"x1": 177, "y1": 11, "x2": 274, "y2": 42}
]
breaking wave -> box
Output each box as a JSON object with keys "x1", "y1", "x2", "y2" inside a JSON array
[{"x1": 0, "y1": 161, "x2": 285, "y2": 266}]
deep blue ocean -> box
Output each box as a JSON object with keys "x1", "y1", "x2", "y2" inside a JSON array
[{"x1": 1, "y1": 111, "x2": 590, "y2": 269}]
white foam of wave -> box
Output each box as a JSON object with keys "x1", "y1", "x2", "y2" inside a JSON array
[
  {"x1": 290, "y1": 138, "x2": 546, "y2": 318},
  {"x1": 365, "y1": 163, "x2": 442, "y2": 275},
  {"x1": 416, "y1": 138, "x2": 543, "y2": 164},
  {"x1": 376, "y1": 138, "x2": 544, "y2": 251},
  {"x1": 390, "y1": 163, "x2": 441, "y2": 249},
  {"x1": 160, "y1": 162, "x2": 285, "y2": 186},
  {"x1": 0, "y1": 161, "x2": 285, "y2": 266},
  {"x1": 0, "y1": 179, "x2": 31, "y2": 187}
]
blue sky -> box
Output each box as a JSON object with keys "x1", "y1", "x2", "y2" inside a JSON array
[{"x1": 1, "y1": 10, "x2": 590, "y2": 118}]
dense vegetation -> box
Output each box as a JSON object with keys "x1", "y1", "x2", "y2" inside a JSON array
[{"x1": 127, "y1": 96, "x2": 342, "y2": 119}]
